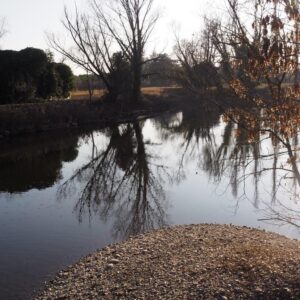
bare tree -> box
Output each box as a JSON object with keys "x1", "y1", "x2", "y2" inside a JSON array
[
  {"x1": 49, "y1": 0, "x2": 159, "y2": 101},
  {"x1": 0, "y1": 18, "x2": 6, "y2": 42},
  {"x1": 174, "y1": 20, "x2": 222, "y2": 92},
  {"x1": 174, "y1": 36, "x2": 202, "y2": 89},
  {"x1": 92, "y1": 0, "x2": 159, "y2": 101},
  {"x1": 48, "y1": 7, "x2": 114, "y2": 95}
]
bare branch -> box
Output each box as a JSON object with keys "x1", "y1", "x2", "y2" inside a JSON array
[
  {"x1": 49, "y1": 0, "x2": 158, "y2": 100},
  {"x1": 0, "y1": 17, "x2": 7, "y2": 41}
]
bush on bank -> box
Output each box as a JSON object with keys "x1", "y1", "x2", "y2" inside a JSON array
[{"x1": 0, "y1": 48, "x2": 73, "y2": 104}]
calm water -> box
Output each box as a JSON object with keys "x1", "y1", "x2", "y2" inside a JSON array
[{"x1": 0, "y1": 107, "x2": 299, "y2": 299}]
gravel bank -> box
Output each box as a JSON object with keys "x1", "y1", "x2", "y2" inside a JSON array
[{"x1": 35, "y1": 224, "x2": 300, "y2": 299}]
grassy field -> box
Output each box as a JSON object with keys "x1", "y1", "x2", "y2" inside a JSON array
[
  {"x1": 70, "y1": 89, "x2": 105, "y2": 100},
  {"x1": 70, "y1": 87, "x2": 180, "y2": 100}
]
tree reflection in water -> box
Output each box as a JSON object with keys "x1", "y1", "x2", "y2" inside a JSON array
[
  {"x1": 156, "y1": 105, "x2": 300, "y2": 231},
  {"x1": 59, "y1": 105, "x2": 300, "y2": 237},
  {"x1": 58, "y1": 121, "x2": 171, "y2": 239},
  {"x1": 154, "y1": 106, "x2": 221, "y2": 182},
  {"x1": 0, "y1": 133, "x2": 79, "y2": 193}
]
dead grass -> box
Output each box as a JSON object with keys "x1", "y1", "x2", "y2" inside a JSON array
[
  {"x1": 70, "y1": 89, "x2": 105, "y2": 100},
  {"x1": 70, "y1": 86, "x2": 181, "y2": 100}
]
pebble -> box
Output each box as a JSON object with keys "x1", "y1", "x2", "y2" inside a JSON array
[
  {"x1": 106, "y1": 264, "x2": 114, "y2": 270},
  {"x1": 34, "y1": 224, "x2": 300, "y2": 300},
  {"x1": 109, "y1": 258, "x2": 120, "y2": 264}
]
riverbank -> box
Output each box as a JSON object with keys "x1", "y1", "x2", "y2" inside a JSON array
[
  {"x1": 0, "y1": 88, "x2": 186, "y2": 138},
  {"x1": 0, "y1": 87, "x2": 227, "y2": 139},
  {"x1": 0, "y1": 98, "x2": 164, "y2": 139},
  {"x1": 36, "y1": 224, "x2": 300, "y2": 299}
]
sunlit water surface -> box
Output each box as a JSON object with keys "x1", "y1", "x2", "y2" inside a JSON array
[{"x1": 0, "y1": 108, "x2": 299, "y2": 299}]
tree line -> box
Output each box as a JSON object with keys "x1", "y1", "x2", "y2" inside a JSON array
[
  {"x1": 73, "y1": 53, "x2": 178, "y2": 92},
  {"x1": 2, "y1": 0, "x2": 300, "y2": 113},
  {"x1": 0, "y1": 47, "x2": 73, "y2": 104},
  {"x1": 0, "y1": 0, "x2": 225, "y2": 104},
  {"x1": 49, "y1": 0, "x2": 161, "y2": 102},
  {"x1": 48, "y1": 0, "x2": 229, "y2": 102}
]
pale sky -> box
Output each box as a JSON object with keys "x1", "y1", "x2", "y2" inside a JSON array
[{"x1": 0, "y1": 0, "x2": 226, "y2": 73}]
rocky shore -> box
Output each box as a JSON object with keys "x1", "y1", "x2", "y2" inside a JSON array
[{"x1": 35, "y1": 224, "x2": 300, "y2": 299}]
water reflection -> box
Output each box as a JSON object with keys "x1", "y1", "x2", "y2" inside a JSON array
[
  {"x1": 154, "y1": 106, "x2": 221, "y2": 182},
  {"x1": 0, "y1": 133, "x2": 79, "y2": 193},
  {"x1": 2, "y1": 105, "x2": 300, "y2": 299},
  {"x1": 1, "y1": 105, "x2": 299, "y2": 235},
  {"x1": 191, "y1": 110, "x2": 300, "y2": 230},
  {"x1": 58, "y1": 122, "x2": 171, "y2": 239},
  {"x1": 51, "y1": 105, "x2": 300, "y2": 236}
]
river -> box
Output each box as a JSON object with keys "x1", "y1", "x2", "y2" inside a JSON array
[{"x1": 0, "y1": 106, "x2": 299, "y2": 299}]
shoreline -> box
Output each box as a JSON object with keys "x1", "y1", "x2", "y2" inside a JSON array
[
  {"x1": 0, "y1": 88, "x2": 233, "y2": 139},
  {"x1": 0, "y1": 88, "x2": 188, "y2": 139},
  {"x1": 35, "y1": 224, "x2": 300, "y2": 299},
  {"x1": 0, "y1": 97, "x2": 173, "y2": 139}
]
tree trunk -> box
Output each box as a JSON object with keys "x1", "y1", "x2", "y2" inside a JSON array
[{"x1": 132, "y1": 60, "x2": 142, "y2": 102}]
